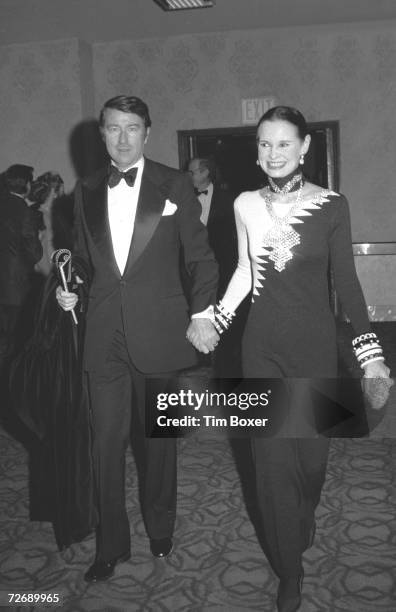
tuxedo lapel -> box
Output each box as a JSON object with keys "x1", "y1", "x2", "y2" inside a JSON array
[
  {"x1": 124, "y1": 159, "x2": 167, "y2": 273},
  {"x1": 82, "y1": 168, "x2": 121, "y2": 278},
  {"x1": 206, "y1": 185, "x2": 217, "y2": 229}
]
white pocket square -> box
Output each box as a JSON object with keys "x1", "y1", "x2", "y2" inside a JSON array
[{"x1": 162, "y1": 199, "x2": 178, "y2": 216}]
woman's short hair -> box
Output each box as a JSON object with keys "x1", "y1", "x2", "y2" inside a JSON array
[
  {"x1": 99, "y1": 95, "x2": 152, "y2": 129},
  {"x1": 257, "y1": 106, "x2": 309, "y2": 140}
]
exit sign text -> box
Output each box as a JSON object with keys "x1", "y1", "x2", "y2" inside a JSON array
[{"x1": 241, "y1": 97, "x2": 277, "y2": 124}]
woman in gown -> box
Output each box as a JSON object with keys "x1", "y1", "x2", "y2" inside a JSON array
[{"x1": 213, "y1": 106, "x2": 391, "y2": 611}]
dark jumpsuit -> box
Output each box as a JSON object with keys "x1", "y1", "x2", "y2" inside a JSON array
[{"x1": 221, "y1": 188, "x2": 371, "y2": 579}]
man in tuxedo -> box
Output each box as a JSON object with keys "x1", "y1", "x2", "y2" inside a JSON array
[
  {"x1": 187, "y1": 157, "x2": 237, "y2": 295},
  {"x1": 188, "y1": 157, "x2": 243, "y2": 376},
  {"x1": 0, "y1": 165, "x2": 42, "y2": 376},
  {"x1": 57, "y1": 95, "x2": 219, "y2": 582}
]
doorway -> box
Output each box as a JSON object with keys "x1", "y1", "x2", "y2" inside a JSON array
[
  {"x1": 178, "y1": 121, "x2": 340, "y2": 197},
  {"x1": 178, "y1": 121, "x2": 341, "y2": 320}
]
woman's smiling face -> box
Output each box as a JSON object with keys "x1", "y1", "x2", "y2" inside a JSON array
[{"x1": 256, "y1": 119, "x2": 310, "y2": 178}]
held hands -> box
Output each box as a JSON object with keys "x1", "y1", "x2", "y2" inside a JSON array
[{"x1": 186, "y1": 318, "x2": 220, "y2": 354}]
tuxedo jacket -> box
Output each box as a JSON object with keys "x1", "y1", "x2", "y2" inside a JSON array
[
  {"x1": 206, "y1": 184, "x2": 237, "y2": 294},
  {"x1": 74, "y1": 157, "x2": 218, "y2": 373},
  {"x1": 0, "y1": 192, "x2": 43, "y2": 306}
]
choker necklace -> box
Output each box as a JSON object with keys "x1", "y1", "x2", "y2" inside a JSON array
[{"x1": 268, "y1": 172, "x2": 303, "y2": 195}]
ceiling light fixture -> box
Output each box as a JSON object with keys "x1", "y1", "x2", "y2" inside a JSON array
[{"x1": 154, "y1": 0, "x2": 215, "y2": 11}]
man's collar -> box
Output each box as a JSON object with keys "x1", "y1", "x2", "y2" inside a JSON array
[
  {"x1": 110, "y1": 157, "x2": 145, "y2": 173},
  {"x1": 197, "y1": 182, "x2": 213, "y2": 195}
]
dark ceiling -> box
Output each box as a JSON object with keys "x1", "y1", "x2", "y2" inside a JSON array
[{"x1": 1, "y1": 0, "x2": 396, "y2": 45}]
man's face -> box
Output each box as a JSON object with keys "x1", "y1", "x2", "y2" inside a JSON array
[
  {"x1": 101, "y1": 108, "x2": 150, "y2": 170},
  {"x1": 188, "y1": 159, "x2": 210, "y2": 190}
]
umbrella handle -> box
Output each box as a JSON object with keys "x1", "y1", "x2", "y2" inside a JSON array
[
  {"x1": 59, "y1": 265, "x2": 78, "y2": 325},
  {"x1": 52, "y1": 249, "x2": 78, "y2": 326}
]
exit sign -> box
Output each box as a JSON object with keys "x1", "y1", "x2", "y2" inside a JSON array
[{"x1": 241, "y1": 97, "x2": 277, "y2": 124}]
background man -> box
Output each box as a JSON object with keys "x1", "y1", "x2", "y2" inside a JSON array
[
  {"x1": 57, "y1": 95, "x2": 219, "y2": 582},
  {"x1": 188, "y1": 156, "x2": 237, "y2": 295},
  {"x1": 188, "y1": 157, "x2": 245, "y2": 376}
]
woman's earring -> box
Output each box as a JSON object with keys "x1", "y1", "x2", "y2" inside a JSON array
[
  {"x1": 299, "y1": 153, "x2": 305, "y2": 165},
  {"x1": 256, "y1": 159, "x2": 260, "y2": 166}
]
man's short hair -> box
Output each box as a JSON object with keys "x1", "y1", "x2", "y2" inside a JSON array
[
  {"x1": 99, "y1": 95, "x2": 152, "y2": 129},
  {"x1": 4, "y1": 164, "x2": 34, "y2": 195}
]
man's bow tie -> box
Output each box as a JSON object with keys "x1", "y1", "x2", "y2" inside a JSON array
[
  {"x1": 194, "y1": 188, "x2": 208, "y2": 196},
  {"x1": 108, "y1": 166, "x2": 138, "y2": 188}
]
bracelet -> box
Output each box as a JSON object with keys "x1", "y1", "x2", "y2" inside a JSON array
[
  {"x1": 214, "y1": 301, "x2": 235, "y2": 334},
  {"x1": 360, "y1": 355, "x2": 385, "y2": 368},
  {"x1": 356, "y1": 352, "x2": 383, "y2": 365},
  {"x1": 354, "y1": 343, "x2": 382, "y2": 358},
  {"x1": 356, "y1": 347, "x2": 383, "y2": 361},
  {"x1": 352, "y1": 332, "x2": 377, "y2": 347},
  {"x1": 352, "y1": 332, "x2": 384, "y2": 370}
]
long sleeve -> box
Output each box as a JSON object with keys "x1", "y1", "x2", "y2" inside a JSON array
[
  {"x1": 72, "y1": 181, "x2": 93, "y2": 277},
  {"x1": 329, "y1": 196, "x2": 370, "y2": 335},
  {"x1": 220, "y1": 198, "x2": 252, "y2": 313}
]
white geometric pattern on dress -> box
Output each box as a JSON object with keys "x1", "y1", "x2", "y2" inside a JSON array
[
  {"x1": 252, "y1": 190, "x2": 339, "y2": 301},
  {"x1": 252, "y1": 244, "x2": 271, "y2": 301}
]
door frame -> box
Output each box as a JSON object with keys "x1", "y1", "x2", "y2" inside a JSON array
[{"x1": 178, "y1": 121, "x2": 340, "y2": 191}]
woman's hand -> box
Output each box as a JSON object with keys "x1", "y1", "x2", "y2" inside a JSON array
[
  {"x1": 362, "y1": 360, "x2": 391, "y2": 379},
  {"x1": 361, "y1": 360, "x2": 394, "y2": 411}
]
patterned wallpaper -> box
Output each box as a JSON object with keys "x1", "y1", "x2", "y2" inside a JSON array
[
  {"x1": 0, "y1": 38, "x2": 86, "y2": 190},
  {"x1": 1, "y1": 22, "x2": 395, "y2": 245},
  {"x1": 93, "y1": 22, "x2": 396, "y2": 243}
]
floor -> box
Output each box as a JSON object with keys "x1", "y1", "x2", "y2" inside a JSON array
[{"x1": 0, "y1": 426, "x2": 395, "y2": 612}]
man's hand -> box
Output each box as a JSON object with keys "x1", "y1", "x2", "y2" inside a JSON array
[
  {"x1": 55, "y1": 285, "x2": 79, "y2": 311},
  {"x1": 361, "y1": 360, "x2": 394, "y2": 411},
  {"x1": 186, "y1": 318, "x2": 220, "y2": 354}
]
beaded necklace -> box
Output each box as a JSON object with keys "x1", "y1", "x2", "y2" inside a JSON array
[{"x1": 262, "y1": 179, "x2": 304, "y2": 272}]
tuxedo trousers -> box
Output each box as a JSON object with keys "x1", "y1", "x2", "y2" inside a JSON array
[
  {"x1": 243, "y1": 344, "x2": 330, "y2": 580},
  {"x1": 87, "y1": 321, "x2": 177, "y2": 562}
]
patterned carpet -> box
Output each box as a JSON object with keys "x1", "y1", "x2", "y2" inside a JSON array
[{"x1": 1, "y1": 424, "x2": 395, "y2": 612}]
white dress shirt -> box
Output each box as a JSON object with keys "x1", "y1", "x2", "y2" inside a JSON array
[
  {"x1": 194, "y1": 182, "x2": 215, "y2": 320},
  {"x1": 107, "y1": 157, "x2": 212, "y2": 320},
  {"x1": 197, "y1": 182, "x2": 213, "y2": 226},
  {"x1": 107, "y1": 157, "x2": 144, "y2": 275}
]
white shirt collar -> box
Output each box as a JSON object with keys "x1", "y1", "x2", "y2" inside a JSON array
[
  {"x1": 197, "y1": 182, "x2": 213, "y2": 197},
  {"x1": 110, "y1": 156, "x2": 145, "y2": 174}
]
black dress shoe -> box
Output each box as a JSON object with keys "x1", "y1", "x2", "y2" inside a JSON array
[
  {"x1": 149, "y1": 537, "x2": 173, "y2": 558},
  {"x1": 276, "y1": 571, "x2": 304, "y2": 612},
  {"x1": 84, "y1": 551, "x2": 131, "y2": 583}
]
